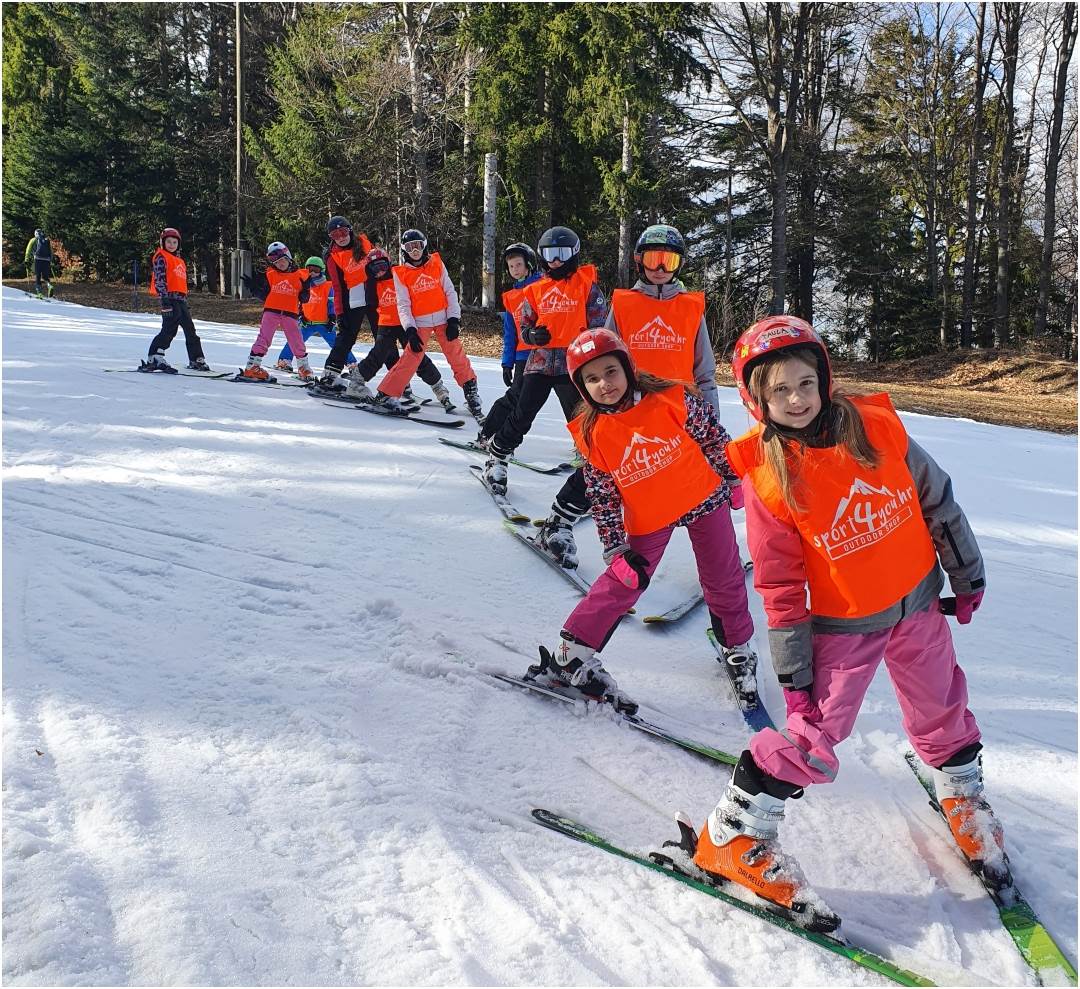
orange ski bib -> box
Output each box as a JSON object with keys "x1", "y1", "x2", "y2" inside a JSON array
[
  {"x1": 502, "y1": 287, "x2": 534, "y2": 352},
  {"x1": 726, "y1": 393, "x2": 938, "y2": 618},
  {"x1": 264, "y1": 267, "x2": 309, "y2": 314},
  {"x1": 393, "y1": 253, "x2": 449, "y2": 318},
  {"x1": 375, "y1": 278, "x2": 399, "y2": 326},
  {"x1": 522, "y1": 264, "x2": 598, "y2": 349},
  {"x1": 149, "y1": 248, "x2": 187, "y2": 296},
  {"x1": 611, "y1": 289, "x2": 705, "y2": 382},
  {"x1": 568, "y1": 387, "x2": 720, "y2": 535},
  {"x1": 301, "y1": 279, "x2": 332, "y2": 323}
]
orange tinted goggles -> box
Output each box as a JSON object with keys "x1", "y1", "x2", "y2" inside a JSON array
[{"x1": 640, "y1": 249, "x2": 682, "y2": 272}]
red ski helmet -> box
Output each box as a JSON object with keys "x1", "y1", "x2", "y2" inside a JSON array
[
  {"x1": 365, "y1": 247, "x2": 391, "y2": 277},
  {"x1": 566, "y1": 328, "x2": 637, "y2": 404},
  {"x1": 160, "y1": 227, "x2": 181, "y2": 248},
  {"x1": 731, "y1": 315, "x2": 832, "y2": 422}
]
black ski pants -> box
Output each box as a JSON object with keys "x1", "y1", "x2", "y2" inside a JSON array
[
  {"x1": 325, "y1": 306, "x2": 378, "y2": 374},
  {"x1": 480, "y1": 359, "x2": 527, "y2": 441},
  {"x1": 357, "y1": 325, "x2": 441, "y2": 387},
  {"x1": 33, "y1": 258, "x2": 52, "y2": 293},
  {"x1": 148, "y1": 298, "x2": 204, "y2": 362},
  {"x1": 492, "y1": 370, "x2": 581, "y2": 454}
]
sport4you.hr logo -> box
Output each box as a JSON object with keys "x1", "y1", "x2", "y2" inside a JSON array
[
  {"x1": 411, "y1": 273, "x2": 439, "y2": 292},
  {"x1": 813, "y1": 478, "x2": 917, "y2": 560},
  {"x1": 539, "y1": 284, "x2": 576, "y2": 314},
  {"x1": 628, "y1": 315, "x2": 680, "y2": 351},
  {"x1": 614, "y1": 431, "x2": 685, "y2": 487}
]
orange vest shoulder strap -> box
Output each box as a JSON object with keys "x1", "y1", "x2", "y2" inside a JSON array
[{"x1": 725, "y1": 427, "x2": 765, "y2": 480}]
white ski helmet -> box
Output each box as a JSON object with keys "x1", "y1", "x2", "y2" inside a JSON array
[{"x1": 266, "y1": 241, "x2": 292, "y2": 262}]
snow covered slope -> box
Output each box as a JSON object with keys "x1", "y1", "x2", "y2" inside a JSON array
[{"x1": 3, "y1": 287, "x2": 1076, "y2": 986}]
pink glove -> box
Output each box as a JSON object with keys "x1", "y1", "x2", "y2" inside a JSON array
[
  {"x1": 783, "y1": 688, "x2": 820, "y2": 722},
  {"x1": 728, "y1": 483, "x2": 745, "y2": 511},
  {"x1": 610, "y1": 550, "x2": 651, "y2": 591},
  {"x1": 940, "y1": 591, "x2": 984, "y2": 625}
]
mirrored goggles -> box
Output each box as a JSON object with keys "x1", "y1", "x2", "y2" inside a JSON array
[
  {"x1": 540, "y1": 245, "x2": 576, "y2": 263},
  {"x1": 267, "y1": 249, "x2": 291, "y2": 263},
  {"x1": 640, "y1": 249, "x2": 682, "y2": 272}
]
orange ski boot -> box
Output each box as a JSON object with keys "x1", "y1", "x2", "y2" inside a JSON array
[
  {"x1": 692, "y1": 753, "x2": 840, "y2": 933},
  {"x1": 930, "y1": 747, "x2": 1012, "y2": 891},
  {"x1": 241, "y1": 354, "x2": 270, "y2": 381}
]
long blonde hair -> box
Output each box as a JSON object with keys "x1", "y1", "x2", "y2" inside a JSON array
[
  {"x1": 576, "y1": 371, "x2": 698, "y2": 455},
  {"x1": 747, "y1": 346, "x2": 879, "y2": 514}
]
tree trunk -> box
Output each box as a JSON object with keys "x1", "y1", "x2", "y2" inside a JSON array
[
  {"x1": 617, "y1": 99, "x2": 633, "y2": 288},
  {"x1": 400, "y1": 3, "x2": 430, "y2": 225},
  {"x1": 994, "y1": 5, "x2": 1023, "y2": 349},
  {"x1": 960, "y1": 2, "x2": 989, "y2": 349},
  {"x1": 459, "y1": 45, "x2": 474, "y2": 302},
  {"x1": 1034, "y1": 3, "x2": 1076, "y2": 340}
]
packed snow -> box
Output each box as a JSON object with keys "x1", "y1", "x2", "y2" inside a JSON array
[{"x1": 3, "y1": 287, "x2": 1076, "y2": 986}]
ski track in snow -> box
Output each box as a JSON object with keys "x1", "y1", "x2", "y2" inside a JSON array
[{"x1": 2, "y1": 288, "x2": 1075, "y2": 986}]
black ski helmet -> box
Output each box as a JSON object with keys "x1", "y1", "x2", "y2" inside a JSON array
[
  {"x1": 502, "y1": 242, "x2": 537, "y2": 273},
  {"x1": 536, "y1": 226, "x2": 580, "y2": 272},
  {"x1": 400, "y1": 228, "x2": 429, "y2": 265},
  {"x1": 327, "y1": 215, "x2": 352, "y2": 235}
]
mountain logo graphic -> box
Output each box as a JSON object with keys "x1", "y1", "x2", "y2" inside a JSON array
[
  {"x1": 539, "y1": 285, "x2": 576, "y2": 313},
  {"x1": 629, "y1": 315, "x2": 680, "y2": 350},
  {"x1": 613, "y1": 431, "x2": 685, "y2": 487},
  {"x1": 412, "y1": 273, "x2": 439, "y2": 292},
  {"x1": 817, "y1": 476, "x2": 916, "y2": 561}
]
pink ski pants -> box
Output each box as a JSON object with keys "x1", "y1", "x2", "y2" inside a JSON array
[
  {"x1": 378, "y1": 323, "x2": 475, "y2": 397},
  {"x1": 252, "y1": 310, "x2": 306, "y2": 359},
  {"x1": 751, "y1": 605, "x2": 981, "y2": 788},
  {"x1": 564, "y1": 502, "x2": 753, "y2": 652}
]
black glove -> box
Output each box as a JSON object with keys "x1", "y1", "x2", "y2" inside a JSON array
[
  {"x1": 404, "y1": 326, "x2": 423, "y2": 353},
  {"x1": 502, "y1": 365, "x2": 514, "y2": 387},
  {"x1": 445, "y1": 317, "x2": 460, "y2": 341},
  {"x1": 522, "y1": 324, "x2": 551, "y2": 347}
]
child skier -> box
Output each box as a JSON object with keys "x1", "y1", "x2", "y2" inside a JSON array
[
  {"x1": 142, "y1": 227, "x2": 211, "y2": 373},
  {"x1": 370, "y1": 229, "x2": 484, "y2": 418},
  {"x1": 476, "y1": 242, "x2": 543, "y2": 445},
  {"x1": 339, "y1": 247, "x2": 454, "y2": 409},
  {"x1": 274, "y1": 256, "x2": 358, "y2": 372},
  {"x1": 316, "y1": 215, "x2": 375, "y2": 389},
  {"x1": 528, "y1": 328, "x2": 755, "y2": 716},
  {"x1": 238, "y1": 242, "x2": 313, "y2": 382},
  {"x1": 688, "y1": 315, "x2": 997, "y2": 933},
  {"x1": 606, "y1": 225, "x2": 719, "y2": 413},
  {"x1": 482, "y1": 226, "x2": 605, "y2": 495}
]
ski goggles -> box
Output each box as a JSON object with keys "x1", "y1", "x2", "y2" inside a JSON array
[
  {"x1": 640, "y1": 249, "x2": 682, "y2": 272},
  {"x1": 402, "y1": 240, "x2": 426, "y2": 254},
  {"x1": 267, "y1": 248, "x2": 291, "y2": 263},
  {"x1": 540, "y1": 245, "x2": 577, "y2": 263}
]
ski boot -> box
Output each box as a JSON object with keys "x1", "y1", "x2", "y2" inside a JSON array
[
  {"x1": 536, "y1": 511, "x2": 579, "y2": 569},
  {"x1": 187, "y1": 358, "x2": 213, "y2": 372},
  {"x1": 374, "y1": 391, "x2": 410, "y2": 415},
  {"x1": 274, "y1": 359, "x2": 294, "y2": 373},
  {"x1": 342, "y1": 366, "x2": 374, "y2": 401},
  {"x1": 296, "y1": 356, "x2": 316, "y2": 383},
  {"x1": 463, "y1": 378, "x2": 485, "y2": 423},
  {"x1": 139, "y1": 353, "x2": 177, "y2": 373},
  {"x1": 692, "y1": 752, "x2": 840, "y2": 933},
  {"x1": 482, "y1": 448, "x2": 509, "y2": 495},
  {"x1": 930, "y1": 745, "x2": 1012, "y2": 890},
  {"x1": 401, "y1": 385, "x2": 420, "y2": 410},
  {"x1": 528, "y1": 632, "x2": 637, "y2": 715},
  {"x1": 712, "y1": 620, "x2": 761, "y2": 706},
  {"x1": 432, "y1": 380, "x2": 456, "y2": 414},
  {"x1": 473, "y1": 430, "x2": 491, "y2": 452},
  {"x1": 240, "y1": 354, "x2": 270, "y2": 382}
]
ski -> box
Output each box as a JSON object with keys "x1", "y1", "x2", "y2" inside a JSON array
[
  {"x1": 501, "y1": 519, "x2": 591, "y2": 594},
  {"x1": 438, "y1": 436, "x2": 573, "y2": 475},
  {"x1": 641, "y1": 593, "x2": 705, "y2": 625},
  {"x1": 706, "y1": 627, "x2": 775, "y2": 733},
  {"x1": 488, "y1": 671, "x2": 737, "y2": 766},
  {"x1": 315, "y1": 391, "x2": 421, "y2": 412},
  {"x1": 641, "y1": 561, "x2": 752, "y2": 625},
  {"x1": 230, "y1": 370, "x2": 314, "y2": 387},
  {"x1": 321, "y1": 400, "x2": 465, "y2": 429},
  {"x1": 529, "y1": 809, "x2": 935, "y2": 988},
  {"x1": 102, "y1": 366, "x2": 231, "y2": 379},
  {"x1": 468, "y1": 465, "x2": 530, "y2": 522},
  {"x1": 904, "y1": 753, "x2": 1077, "y2": 987}
]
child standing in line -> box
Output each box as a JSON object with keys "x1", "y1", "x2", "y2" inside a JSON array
[
  {"x1": 688, "y1": 315, "x2": 998, "y2": 933},
  {"x1": 238, "y1": 242, "x2": 313, "y2": 382},
  {"x1": 527, "y1": 328, "x2": 754, "y2": 718},
  {"x1": 142, "y1": 227, "x2": 211, "y2": 373},
  {"x1": 315, "y1": 215, "x2": 375, "y2": 389},
  {"x1": 274, "y1": 256, "x2": 357, "y2": 372},
  {"x1": 476, "y1": 242, "x2": 543, "y2": 445},
  {"x1": 341, "y1": 247, "x2": 454, "y2": 409},
  {"x1": 370, "y1": 229, "x2": 484, "y2": 418}
]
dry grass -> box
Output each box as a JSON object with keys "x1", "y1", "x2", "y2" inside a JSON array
[{"x1": 9, "y1": 279, "x2": 1076, "y2": 434}]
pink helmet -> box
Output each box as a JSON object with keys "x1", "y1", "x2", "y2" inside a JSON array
[
  {"x1": 566, "y1": 329, "x2": 637, "y2": 403},
  {"x1": 731, "y1": 315, "x2": 831, "y2": 422}
]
